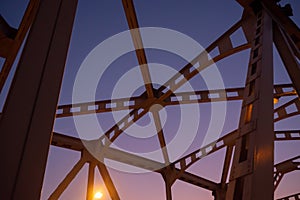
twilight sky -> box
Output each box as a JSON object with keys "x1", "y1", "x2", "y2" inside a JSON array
[{"x1": 0, "y1": 0, "x2": 300, "y2": 199}]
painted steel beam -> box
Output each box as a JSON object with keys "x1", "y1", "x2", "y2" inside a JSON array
[
  {"x1": 121, "y1": 0, "x2": 154, "y2": 98},
  {"x1": 172, "y1": 130, "x2": 238, "y2": 177},
  {"x1": 226, "y1": 9, "x2": 275, "y2": 200},
  {"x1": 236, "y1": 0, "x2": 300, "y2": 51},
  {"x1": 86, "y1": 163, "x2": 96, "y2": 200},
  {"x1": 51, "y1": 132, "x2": 220, "y2": 192},
  {"x1": 51, "y1": 132, "x2": 84, "y2": 151},
  {"x1": 0, "y1": 0, "x2": 40, "y2": 92},
  {"x1": 0, "y1": 15, "x2": 17, "y2": 58},
  {"x1": 274, "y1": 24, "x2": 300, "y2": 97},
  {"x1": 274, "y1": 130, "x2": 300, "y2": 141},
  {"x1": 49, "y1": 157, "x2": 86, "y2": 200},
  {"x1": 95, "y1": 20, "x2": 251, "y2": 146},
  {"x1": 277, "y1": 192, "x2": 300, "y2": 200},
  {"x1": 51, "y1": 129, "x2": 299, "y2": 196},
  {"x1": 56, "y1": 84, "x2": 296, "y2": 118},
  {"x1": 274, "y1": 155, "x2": 300, "y2": 190},
  {"x1": 274, "y1": 97, "x2": 300, "y2": 122},
  {"x1": 51, "y1": 127, "x2": 300, "y2": 174},
  {"x1": 97, "y1": 163, "x2": 121, "y2": 200},
  {"x1": 152, "y1": 110, "x2": 170, "y2": 164},
  {"x1": 0, "y1": 0, "x2": 78, "y2": 199},
  {"x1": 177, "y1": 170, "x2": 220, "y2": 191}
]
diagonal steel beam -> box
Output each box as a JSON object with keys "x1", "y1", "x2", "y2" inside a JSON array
[
  {"x1": 274, "y1": 97, "x2": 300, "y2": 122},
  {"x1": 96, "y1": 19, "x2": 250, "y2": 146},
  {"x1": 97, "y1": 162, "x2": 120, "y2": 200},
  {"x1": 0, "y1": 0, "x2": 40, "y2": 92},
  {"x1": 121, "y1": 0, "x2": 154, "y2": 98},
  {"x1": 277, "y1": 192, "x2": 300, "y2": 200},
  {"x1": 172, "y1": 130, "x2": 238, "y2": 178},
  {"x1": 51, "y1": 132, "x2": 219, "y2": 191},
  {"x1": 274, "y1": 155, "x2": 300, "y2": 190},
  {"x1": 49, "y1": 157, "x2": 86, "y2": 200},
  {"x1": 274, "y1": 23, "x2": 300, "y2": 97}
]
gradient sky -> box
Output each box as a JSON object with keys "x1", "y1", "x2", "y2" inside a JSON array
[{"x1": 1, "y1": 0, "x2": 300, "y2": 199}]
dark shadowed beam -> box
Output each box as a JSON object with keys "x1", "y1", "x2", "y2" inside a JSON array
[
  {"x1": 0, "y1": 0, "x2": 78, "y2": 199},
  {"x1": 0, "y1": 0, "x2": 40, "y2": 92},
  {"x1": 236, "y1": 0, "x2": 300, "y2": 52}
]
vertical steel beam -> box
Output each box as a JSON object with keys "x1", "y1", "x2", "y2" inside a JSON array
[
  {"x1": 165, "y1": 180, "x2": 173, "y2": 200},
  {"x1": 0, "y1": 0, "x2": 77, "y2": 199},
  {"x1": 226, "y1": 7, "x2": 274, "y2": 200},
  {"x1": 86, "y1": 162, "x2": 96, "y2": 200}
]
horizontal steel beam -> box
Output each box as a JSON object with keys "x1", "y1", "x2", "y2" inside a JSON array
[
  {"x1": 56, "y1": 84, "x2": 295, "y2": 118},
  {"x1": 275, "y1": 130, "x2": 300, "y2": 141},
  {"x1": 51, "y1": 132, "x2": 220, "y2": 191},
  {"x1": 52, "y1": 127, "x2": 300, "y2": 172}
]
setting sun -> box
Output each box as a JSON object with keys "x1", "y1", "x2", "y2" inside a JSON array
[{"x1": 94, "y1": 191, "x2": 103, "y2": 199}]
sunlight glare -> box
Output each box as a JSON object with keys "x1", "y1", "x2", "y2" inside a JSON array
[{"x1": 94, "y1": 191, "x2": 103, "y2": 199}]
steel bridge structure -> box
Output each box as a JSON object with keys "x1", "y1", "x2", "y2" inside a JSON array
[{"x1": 0, "y1": 0, "x2": 299, "y2": 199}]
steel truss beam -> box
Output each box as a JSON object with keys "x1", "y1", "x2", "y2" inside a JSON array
[
  {"x1": 277, "y1": 192, "x2": 300, "y2": 200},
  {"x1": 0, "y1": 0, "x2": 40, "y2": 92},
  {"x1": 51, "y1": 124, "x2": 300, "y2": 198},
  {"x1": 95, "y1": 19, "x2": 251, "y2": 146},
  {"x1": 50, "y1": 11, "x2": 300, "y2": 193},
  {"x1": 274, "y1": 156, "x2": 300, "y2": 190},
  {"x1": 1, "y1": 0, "x2": 300, "y2": 199},
  {"x1": 121, "y1": 0, "x2": 154, "y2": 98},
  {"x1": 226, "y1": 8, "x2": 275, "y2": 200},
  {"x1": 274, "y1": 23, "x2": 300, "y2": 97},
  {"x1": 274, "y1": 97, "x2": 300, "y2": 122},
  {"x1": 51, "y1": 132, "x2": 219, "y2": 198},
  {"x1": 0, "y1": 0, "x2": 78, "y2": 199},
  {"x1": 56, "y1": 84, "x2": 296, "y2": 118}
]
